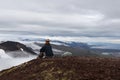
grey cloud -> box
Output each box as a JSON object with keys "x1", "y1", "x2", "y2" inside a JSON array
[{"x1": 0, "y1": 0, "x2": 120, "y2": 38}]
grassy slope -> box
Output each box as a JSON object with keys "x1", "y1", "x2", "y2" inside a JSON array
[{"x1": 0, "y1": 57, "x2": 120, "y2": 80}]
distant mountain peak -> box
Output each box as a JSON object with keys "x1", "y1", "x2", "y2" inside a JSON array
[{"x1": 0, "y1": 41, "x2": 37, "y2": 57}]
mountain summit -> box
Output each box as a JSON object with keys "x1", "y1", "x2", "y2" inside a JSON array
[{"x1": 0, "y1": 57, "x2": 120, "y2": 80}]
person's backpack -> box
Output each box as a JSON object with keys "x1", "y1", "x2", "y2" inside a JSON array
[{"x1": 38, "y1": 52, "x2": 45, "y2": 58}]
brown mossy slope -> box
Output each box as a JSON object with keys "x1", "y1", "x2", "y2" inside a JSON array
[{"x1": 0, "y1": 57, "x2": 120, "y2": 80}]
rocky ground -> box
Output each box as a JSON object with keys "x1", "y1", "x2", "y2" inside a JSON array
[{"x1": 0, "y1": 57, "x2": 120, "y2": 80}]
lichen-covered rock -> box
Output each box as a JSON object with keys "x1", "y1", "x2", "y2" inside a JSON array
[{"x1": 62, "y1": 52, "x2": 72, "y2": 57}]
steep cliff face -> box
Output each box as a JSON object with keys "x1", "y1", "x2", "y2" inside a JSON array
[{"x1": 0, "y1": 57, "x2": 120, "y2": 80}]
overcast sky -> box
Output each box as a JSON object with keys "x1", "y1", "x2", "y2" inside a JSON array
[{"x1": 0, "y1": 0, "x2": 120, "y2": 39}]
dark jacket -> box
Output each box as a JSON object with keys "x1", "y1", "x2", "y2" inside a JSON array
[{"x1": 40, "y1": 44, "x2": 54, "y2": 57}]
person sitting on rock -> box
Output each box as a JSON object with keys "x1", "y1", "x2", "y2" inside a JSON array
[{"x1": 38, "y1": 39, "x2": 54, "y2": 58}]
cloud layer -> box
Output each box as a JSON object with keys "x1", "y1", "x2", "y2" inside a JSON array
[{"x1": 0, "y1": 0, "x2": 120, "y2": 38}]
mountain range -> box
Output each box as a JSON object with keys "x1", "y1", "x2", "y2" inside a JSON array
[{"x1": 0, "y1": 40, "x2": 120, "y2": 58}]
